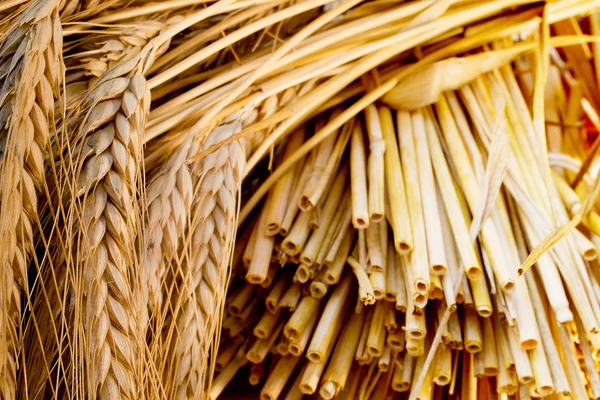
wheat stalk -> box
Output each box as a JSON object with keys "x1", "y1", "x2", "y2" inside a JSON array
[
  {"x1": 0, "y1": 0, "x2": 63, "y2": 398},
  {"x1": 62, "y1": 56, "x2": 150, "y2": 397},
  {"x1": 161, "y1": 121, "x2": 245, "y2": 399},
  {"x1": 145, "y1": 143, "x2": 193, "y2": 316}
]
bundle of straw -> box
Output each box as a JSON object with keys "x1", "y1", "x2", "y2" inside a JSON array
[{"x1": 3, "y1": 0, "x2": 600, "y2": 399}]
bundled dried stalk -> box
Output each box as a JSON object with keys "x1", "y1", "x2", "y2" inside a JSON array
[
  {"x1": 6, "y1": 0, "x2": 600, "y2": 399},
  {"x1": 159, "y1": 121, "x2": 245, "y2": 399},
  {"x1": 0, "y1": 0, "x2": 63, "y2": 398}
]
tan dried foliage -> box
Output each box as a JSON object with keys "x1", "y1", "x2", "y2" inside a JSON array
[
  {"x1": 160, "y1": 121, "x2": 245, "y2": 399},
  {"x1": 0, "y1": 0, "x2": 63, "y2": 398},
  {"x1": 58, "y1": 54, "x2": 151, "y2": 398}
]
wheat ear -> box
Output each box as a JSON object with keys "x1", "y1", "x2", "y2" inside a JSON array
[
  {"x1": 0, "y1": 1, "x2": 63, "y2": 398},
  {"x1": 67, "y1": 57, "x2": 150, "y2": 398},
  {"x1": 145, "y1": 143, "x2": 193, "y2": 316},
  {"x1": 162, "y1": 121, "x2": 245, "y2": 399}
]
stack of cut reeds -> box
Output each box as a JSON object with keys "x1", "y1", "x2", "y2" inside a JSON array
[{"x1": 3, "y1": 0, "x2": 600, "y2": 399}]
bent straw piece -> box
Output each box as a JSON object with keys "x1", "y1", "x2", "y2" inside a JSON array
[
  {"x1": 424, "y1": 110, "x2": 481, "y2": 279},
  {"x1": 379, "y1": 105, "x2": 412, "y2": 253},
  {"x1": 266, "y1": 129, "x2": 306, "y2": 235},
  {"x1": 260, "y1": 355, "x2": 301, "y2": 400},
  {"x1": 247, "y1": 203, "x2": 276, "y2": 284},
  {"x1": 399, "y1": 109, "x2": 430, "y2": 295},
  {"x1": 383, "y1": 44, "x2": 534, "y2": 110},
  {"x1": 307, "y1": 273, "x2": 353, "y2": 362},
  {"x1": 378, "y1": 346, "x2": 393, "y2": 372},
  {"x1": 412, "y1": 108, "x2": 447, "y2": 275},
  {"x1": 365, "y1": 104, "x2": 386, "y2": 221},
  {"x1": 350, "y1": 123, "x2": 370, "y2": 228},
  {"x1": 320, "y1": 309, "x2": 366, "y2": 398},
  {"x1": 284, "y1": 295, "x2": 321, "y2": 342},
  {"x1": 347, "y1": 256, "x2": 375, "y2": 305}
]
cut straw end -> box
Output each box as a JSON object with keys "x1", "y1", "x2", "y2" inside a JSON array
[
  {"x1": 476, "y1": 306, "x2": 493, "y2": 318},
  {"x1": 246, "y1": 274, "x2": 266, "y2": 285},
  {"x1": 353, "y1": 217, "x2": 369, "y2": 229},
  {"x1": 465, "y1": 341, "x2": 482, "y2": 353},
  {"x1": 319, "y1": 381, "x2": 337, "y2": 400},
  {"x1": 431, "y1": 263, "x2": 447, "y2": 275},
  {"x1": 294, "y1": 265, "x2": 310, "y2": 283},
  {"x1": 306, "y1": 350, "x2": 324, "y2": 363},
  {"x1": 466, "y1": 265, "x2": 481, "y2": 280},
  {"x1": 396, "y1": 241, "x2": 412, "y2": 254}
]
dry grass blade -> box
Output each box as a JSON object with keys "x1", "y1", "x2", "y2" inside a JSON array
[
  {"x1": 469, "y1": 103, "x2": 509, "y2": 240},
  {"x1": 161, "y1": 121, "x2": 245, "y2": 399},
  {"x1": 0, "y1": 0, "x2": 63, "y2": 397}
]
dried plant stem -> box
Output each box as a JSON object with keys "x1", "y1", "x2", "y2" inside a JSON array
[
  {"x1": 265, "y1": 129, "x2": 304, "y2": 235},
  {"x1": 0, "y1": 0, "x2": 63, "y2": 396},
  {"x1": 307, "y1": 273, "x2": 352, "y2": 362},
  {"x1": 398, "y1": 110, "x2": 430, "y2": 297},
  {"x1": 435, "y1": 96, "x2": 515, "y2": 291},
  {"x1": 365, "y1": 105, "x2": 385, "y2": 221},
  {"x1": 320, "y1": 309, "x2": 366, "y2": 399},
  {"x1": 379, "y1": 105, "x2": 412, "y2": 253},
  {"x1": 350, "y1": 124, "x2": 369, "y2": 229},
  {"x1": 145, "y1": 143, "x2": 193, "y2": 315},
  {"x1": 163, "y1": 123, "x2": 245, "y2": 399}
]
